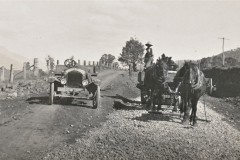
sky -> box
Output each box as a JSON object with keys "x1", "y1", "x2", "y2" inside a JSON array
[{"x1": 0, "y1": 0, "x2": 240, "y2": 65}]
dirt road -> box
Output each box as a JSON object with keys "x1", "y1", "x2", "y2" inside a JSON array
[
  {"x1": 42, "y1": 73, "x2": 240, "y2": 160},
  {"x1": 1, "y1": 70, "x2": 240, "y2": 160},
  {"x1": 0, "y1": 70, "x2": 136, "y2": 160}
]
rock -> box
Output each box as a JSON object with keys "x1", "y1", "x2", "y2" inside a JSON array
[
  {"x1": 17, "y1": 92, "x2": 25, "y2": 97},
  {"x1": 12, "y1": 116, "x2": 17, "y2": 120},
  {"x1": 1, "y1": 86, "x2": 6, "y2": 92},
  {"x1": 65, "y1": 130, "x2": 70, "y2": 134},
  {"x1": 7, "y1": 92, "x2": 18, "y2": 98}
]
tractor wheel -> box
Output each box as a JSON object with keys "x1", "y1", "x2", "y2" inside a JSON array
[
  {"x1": 49, "y1": 82, "x2": 54, "y2": 105},
  {"x1": 92, "y1": 85, "x2": 100, "y2": 109}
]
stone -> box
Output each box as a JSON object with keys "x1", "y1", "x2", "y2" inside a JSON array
[{"x1": 7, "y1": 92, "x2": 18, "y2": 98}]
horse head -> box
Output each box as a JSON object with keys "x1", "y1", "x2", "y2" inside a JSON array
[{"x1": 183, "y1": 61, "x2": 201, "y2": 89}]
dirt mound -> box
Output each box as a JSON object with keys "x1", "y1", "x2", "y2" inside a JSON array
[
  {"x1": 0, "y1": 79, "x2": 49, "y2": 99},
  {"x1": 203, "y1": 67, "x2": 240, "y2": 97},
  {"x1": 224, "y1": 97, "x2": 240, "y2": 108}
]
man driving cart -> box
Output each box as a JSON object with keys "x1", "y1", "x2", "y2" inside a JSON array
[{"x1": 144, "y1": 42, "x2": 154, "y2": 69}]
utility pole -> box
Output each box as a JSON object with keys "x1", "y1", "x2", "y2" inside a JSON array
[{"x1": 218, "y1": 37, "x2": 229, "y2": 66}]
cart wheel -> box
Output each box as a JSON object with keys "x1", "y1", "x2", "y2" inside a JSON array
[
  {"x1": 49, "y1": 82, "x2": 54, "y2": 105},
  {"x1": 92, "y1": 85, "x2": 100, "y2": 109},
  {"x1": 172, "y1": 98, "x2": 179, "y2": 112},
  {"x1": 208, "y1": 78, "x2": 213, "y2": 95},
  {"x1": 141, "y1": 91, "x2": 147, "y2": 104},
  {"x1": 141, "y1": 88, "x2": 148, "y2": 104}
]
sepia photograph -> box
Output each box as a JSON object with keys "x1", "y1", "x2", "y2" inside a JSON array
[{"x1": 0, "y1": 0, "x2": 240, "y2": 159}]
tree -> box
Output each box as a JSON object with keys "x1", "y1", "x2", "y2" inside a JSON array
[
  {"x1": 225, "y1": 57, "x2": 238, "y2": 67},
  {"x1": 212, "y1": 56, "x2": 222, "y2": 67},
  {"x1": 200, "y1": 57, "x2": 211, "y2": 69},
  {"x1": 100, "y1": 54, "x2": 115, "y2": 65},
  {"x1": 118, "y1": 37, "x2": 144, "y2": 71},
  {"x1": 113, "y1": 62, "x2": 119, "y2": 69}
]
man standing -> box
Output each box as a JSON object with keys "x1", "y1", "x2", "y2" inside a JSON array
[{"x1": 144, "y1": 42, "x2": 154, "y2": 68}]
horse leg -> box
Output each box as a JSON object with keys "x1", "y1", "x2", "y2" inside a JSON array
[
  {"x1": 157, "y1": 92, "x2": 162, "y2": 111},
  {"x1": 150, "y1": 89, "x2": 155, "y2": 112},
  {"x1": 152, "y1": 93, "x2": 159, "y2": 111},
  {"x1": 157, "y1": 97, "x2": 161, "y2": 111},
  {"x1": 146, "y1": 89, "x2": 151, "y2": 111},
  {"x1": 189, "y1": 100, "x2": 193, "y2": 124},
  {"x1": 192, "y1": 99, "x2": 198, "y2": 126},
  {"x1": 182, "y1": 99, "x2": 191, "y2": 125},
  {"x1": 179, "y1": 98, "x2": 184, "y2": 118},
  {"x1": 172, "y1": 96, "x2": 178, "y2": 112}
]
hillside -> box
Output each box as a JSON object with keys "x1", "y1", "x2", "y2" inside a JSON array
[
  {"x1": 200, "y1": 48, "x2": 240, "y2": 69},
  {"x1": 0, "y1": 46, "x2": 29, "y2": 70},
  {"x1": 224, "y1": 48, "x2": 240, "y2": 61}
]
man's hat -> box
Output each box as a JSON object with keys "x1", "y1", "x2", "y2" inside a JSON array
[{"x1": 145, "y1": 42, "x2": 153, "y2": 47}]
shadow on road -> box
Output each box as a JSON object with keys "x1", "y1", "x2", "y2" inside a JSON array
[
  {"x1": 26, "y1": 96, "x2": 49, "y2": 105},
  {"x1": 131, "y1": 112, "x2": 182, "y2": 124},
  {"x1": 26, "y1": 96, "x2": 94, "y2": 109},
  {"x1": 102, "y1": 94, "x2": 144, "y2": 110},
  {"x1": 104, "y1": 94, "x2": 141, "y2": 104},
  {"x1": 113, "y1": 100, "x2": 144, "y2": 110}
]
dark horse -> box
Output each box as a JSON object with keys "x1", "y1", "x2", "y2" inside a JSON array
[
  {"x1": 175, "y1": 61, "x2": 207, "y2": 126},
  {"x1": 144, "y1": 57, "x2": 168, "y2": 111}
]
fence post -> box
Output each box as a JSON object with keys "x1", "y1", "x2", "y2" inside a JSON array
[
  {"x1": 93, "y1": 65, "x2": 96, "y2": 73},
  {"x1": 57, "y1": 60, "x2": 59, "y2": 65},
  {"x1": 23, "y1": 62, "x2": 27, "y2": 80},
  {"x1": 9, "y1": 64, "x2": 13, "y2": 83},
  {"x1": 33, "y1": 58, "x2": 39, "y2": 78},
  {"x1": 129, "y1": 63, "x2": 133, "y2": 76},
  {"x1": 84, "y1": 60, "x2": 86, "y2": 66},
  {"x1": 98, "y1": 61, "x2": 101, "y2": 70},
  {"x1": 78, "y1": 59, "x2": 80, "y2": 65},
  {"x1": 93, "y1": 61, "x2": 95, "y2": 66},
  {"x1": 0, "y1": 66, "x2": 4, "y2": 82}
]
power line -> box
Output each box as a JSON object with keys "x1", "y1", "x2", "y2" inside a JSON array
[{"x1": 218, "y1": 37, "x2": 229, "y2": 66}]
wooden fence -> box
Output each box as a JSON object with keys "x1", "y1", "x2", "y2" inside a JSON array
[
  {"x1": 0, "y1": 58, "x2": 121, "y2": 83},
  {"x1": 0, "y1": 58, "x2": 39, "y2": 83}
]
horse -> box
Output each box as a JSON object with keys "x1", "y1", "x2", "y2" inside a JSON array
[
  {"x1": 144, "y1": 57, "x2": 168, "y2": 111},
  {"x1": 173, "y1": 62, "x2": 191, "y2": 114},
  {"x1": 178, "y1": 61, "x2": 207, "y2": 126}
]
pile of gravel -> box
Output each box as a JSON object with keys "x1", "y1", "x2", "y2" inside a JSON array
[
  {"x1": 43, "y1": 102, "x2": 240, "y2": 160},
  {"x1": 224, "y1": 97, "x2": 240, "y2": 108}
]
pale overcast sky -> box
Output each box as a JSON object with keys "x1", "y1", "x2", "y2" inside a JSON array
[{"x1": 0, "y1": 0, "x2": 240, "y2": 63}]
